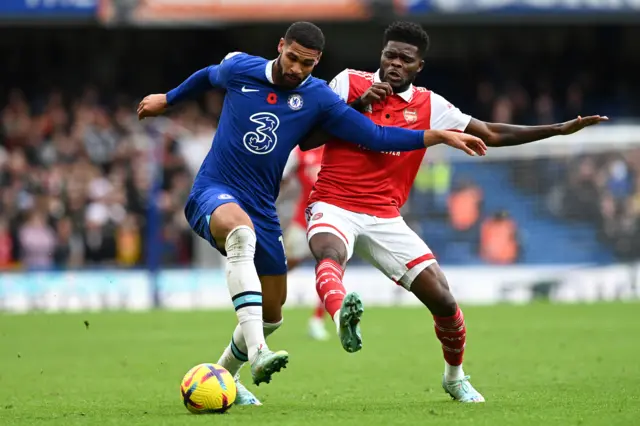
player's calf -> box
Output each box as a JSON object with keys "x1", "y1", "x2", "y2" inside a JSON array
[
  {"x1": 309, "y1": 232, "x2": 348, "y2": 322},
  {"x1": 259, "y1": 275, "x2": 287, "y2": 324},
  {"x1": 408, "y1": 264, "x2": 469, "y2": 383}
]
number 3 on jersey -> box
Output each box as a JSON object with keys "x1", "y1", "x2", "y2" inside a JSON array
[{"x1": 243, "y1": 112, "x2": 280, "y2": 155}]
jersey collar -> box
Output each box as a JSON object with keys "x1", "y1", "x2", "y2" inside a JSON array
[
  {"x1": 375, "y1": 69, "x2": 413, "y2": 103},
  {"x1": 265, "y1": 59, "x2": 311, "y2": 88}
]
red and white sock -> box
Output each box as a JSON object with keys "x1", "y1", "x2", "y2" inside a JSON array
[
  {"x1": 433, "y1": 306, "x2": 466, "y2": 381},
  {"x1": 315, "y1": 259, "x2": 346, "y2": 322}
]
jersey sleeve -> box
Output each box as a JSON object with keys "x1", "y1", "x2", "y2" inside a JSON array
[
  {"x1": 429, "y1": 92, "x2": 472, "y2": 131},
  {"x1": 166, "y1": 52, "x2": 246, "y2": 105},
  {"x1": 328, "y1": 69, "x2": 350, "y2": 101},
  {"x1": 317, "y1": 86, "x2": 425, "y2": 152},
  {"x1": 282, "y1": 149, "x2": 299, "y2": 180}
]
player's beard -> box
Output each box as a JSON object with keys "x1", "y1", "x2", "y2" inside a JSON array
[{"x1": 275, "y1": 55, "x2": 302, "y2": 88}]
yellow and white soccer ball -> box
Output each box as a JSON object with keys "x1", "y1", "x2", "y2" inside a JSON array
[{"x1": 180, "y1": 363, "x2": 237, "y2": 414}]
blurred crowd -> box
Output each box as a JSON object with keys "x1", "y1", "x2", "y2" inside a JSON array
[
  {"x1": 4, "y1": 83, "x2": 636, "y2": 270},
  {"x1": 1, "y1": 23, "x2": 639, "y2": 270},
  {"x1": 516, "y1": 151, "x2": 640, "y2": 261},
  {"x1": 0, "y1": 88, "x2": 225, "y2": 270}
]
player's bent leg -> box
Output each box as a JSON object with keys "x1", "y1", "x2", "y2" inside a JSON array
[
  {"x1": 355, "y1": 217, "x2": 483, "y2": 402},
  {"x1": 209, "y1": 205, "x2": 266, "y2": 362},
  {"x1": 408, "y1": 265, "x2": 484, "y2": 403},
  {"x1": 208, "y1": 203, "x2": 288, "y2": 386},
  {"x1": 307, "y1": 202, "x2": 364, "y2": 353},
  {"x1": 246, "y1": 230, "x2": 290, "y2": 386},
  {"x1": 308, "y1": 232, "x2": 363, "y2": 353}
]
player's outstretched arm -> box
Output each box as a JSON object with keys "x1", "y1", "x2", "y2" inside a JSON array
[
  {"x1": 465, "y1": 116, "x2": 609, "y2": 147},
  {"x1": 138, "y1": 68, "x2": 215, "y2": 120},
  {"x1": 320, "y1": 96, "x2": 486, "y2": 156},
  {"x1": 138, "y1": 53, "x2": 241, "y2": 120}
]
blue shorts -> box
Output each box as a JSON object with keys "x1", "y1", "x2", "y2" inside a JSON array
[{"x1": 184, "y1": 181, "x2": 287, "y2": 276}]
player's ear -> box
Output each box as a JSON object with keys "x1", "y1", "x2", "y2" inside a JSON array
[
  {"x1": 277, "y1": 38, "x2": 285, "y2": 54},
  {"x1": 315, "y1": 52, "x2": 322, "y2": 65},
  {"x1": 417, "y1": 59, "x2": 425, "y2": 73}
]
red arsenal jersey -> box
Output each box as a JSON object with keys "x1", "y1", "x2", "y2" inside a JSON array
[
  {"x1": 309, "y1": 69, "x2": 471, "y2": 218},
  {"x1": 283, "y1": 145, "x2": 324, "y2": 227}
]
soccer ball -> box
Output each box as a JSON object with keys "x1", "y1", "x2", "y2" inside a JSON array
[{"x1": 180, "y1": 363, "x2": 237, "y2": 414}]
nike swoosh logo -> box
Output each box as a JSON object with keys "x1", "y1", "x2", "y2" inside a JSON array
[{"x1": 242, "y1": 86, "x2": 259, "y2": 93}]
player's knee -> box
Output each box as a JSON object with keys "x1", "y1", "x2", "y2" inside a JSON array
[
  {"x1": 209, "y1": 204, "x2": 253, "y2": 246},
  {"x1": 225, "y1": 226, "x2": 256, "y2": 261},
  {"x1": 309, "y1": 233, "x2": 347, "y2": 267}
]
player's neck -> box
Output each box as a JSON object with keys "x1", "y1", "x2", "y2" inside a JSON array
[
  {"x1": 393, "y1": 84, "x2": 411, "y2": 94},
  {"x1": 271, "y1": 60, "x2": 282, "y2": 85}
]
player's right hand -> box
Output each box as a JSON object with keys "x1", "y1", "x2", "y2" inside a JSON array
[
  {"x1": 137, "y1": 94, "x2": 168, "y2": 120},
  {"x1": 438, "y1": 131, "x2": 488, "y2": 157},
  {"x1": 358, "y1": 82, "x2": 393, "y2": 106}
]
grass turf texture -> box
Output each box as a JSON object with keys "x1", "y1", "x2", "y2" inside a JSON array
[{"x1": 1, "y1": 303, "x2": 638, "y2": 425}]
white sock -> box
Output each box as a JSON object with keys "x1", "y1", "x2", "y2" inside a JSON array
[
  {"x1": 263, "y1": 319, "x2": 283, "y2": 338},
  {"x1": 225, "y1": 226, "x2": 267, "y2": 364},
  {"x1": 217, "y1": 325, "x2": 249, "y2": 378},
  {"x1": 444, "y1": 361, "x2": 465, "y2": 381},
  {"x1": 217, "y1": 319, "x2": 284, "y2": 378}
]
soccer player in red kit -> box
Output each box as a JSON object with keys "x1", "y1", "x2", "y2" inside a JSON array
[
  {"x1": 304, "y1": 21, "x2": 608, "y2": 403},
  {"x1": 281, "y1": 145, "x2": 330, "y2": 340}
]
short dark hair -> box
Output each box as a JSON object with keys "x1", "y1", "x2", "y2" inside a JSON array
[
  {"x1": 383, "y1": 21, "x2": 430, "y2": 58},
  {"x1": 284, "y1": 21, "x2": 325, "y2": 52}
]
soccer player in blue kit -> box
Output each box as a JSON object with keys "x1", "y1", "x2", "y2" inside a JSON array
[{"x1": 137, "y1": 22, "x2": 486, "y2": 405}]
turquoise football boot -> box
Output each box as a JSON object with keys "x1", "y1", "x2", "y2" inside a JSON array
[
  {"x1": 234, "y1": 378, "x2": 262, "y2": 406},
  {"x1": 442, "y1": 375, "x2": 485, "y2": 403},
  {"x1": 337, "y1": 292, "x2": 364, "y2": 353},
  {"x1": 250, "y1": 346, "x2": 289, "y2": 386}
]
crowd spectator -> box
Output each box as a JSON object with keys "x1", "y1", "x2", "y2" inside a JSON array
[
  {"x1": 0, "y1": 88, "x2": 222, "y2": 271},
  {"x1": 2, "y1": 23, "x2": 639, "y2": 268}
]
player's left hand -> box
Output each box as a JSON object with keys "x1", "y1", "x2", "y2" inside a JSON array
[
  {"x1": 441, "y1": 131, "x2": 487, "y2": 157},
  {"x1": 137, "y1": 94, "x2": 168, "y2": 120},
  {"x1": 559, "y1": 115, "x2": 609, "y2": 135}
]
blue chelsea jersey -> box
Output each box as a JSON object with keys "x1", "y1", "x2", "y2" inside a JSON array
[{"x1": 199, "y1": 53, "x2": 325, "y2": 216}]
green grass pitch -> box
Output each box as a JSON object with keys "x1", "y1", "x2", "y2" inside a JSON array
[{"x1": 1, "y1": 303, "x2": 638, "y2": 425}]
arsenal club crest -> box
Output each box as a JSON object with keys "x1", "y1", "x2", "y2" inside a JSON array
[{"x1": 403, "y1": 108, "x2": 417, "y2": 124}]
